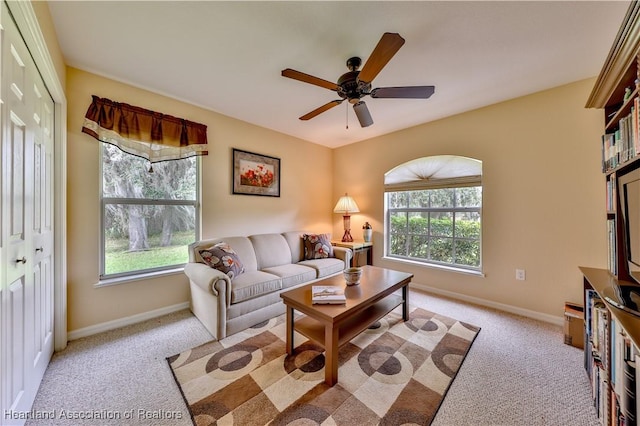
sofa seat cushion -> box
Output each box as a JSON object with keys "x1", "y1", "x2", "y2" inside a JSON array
[
  {"x1": 227, "y1": 289, "x2": 284, "y2": 321},
  {"x1": 262, "y1": 264, "x2": 317, "y2": 289},
  {"x1": 231, "y1": 271, "x2": 282, "y2": 304},
  {"x1": 298, "y1": 258, "x2": 345, "y2": 278}
]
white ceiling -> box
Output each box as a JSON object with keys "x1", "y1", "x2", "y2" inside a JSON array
[{"x1": 48, "y1": 1, "x2": 630, "y2": 148}]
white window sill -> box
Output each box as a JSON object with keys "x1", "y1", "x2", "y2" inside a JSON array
[
  {"x1": 382, "y1": 256, "x2": 485, "y2": 277},
  {"x1": 95, "y1": 267, "x2": 185, "y2": 288}
]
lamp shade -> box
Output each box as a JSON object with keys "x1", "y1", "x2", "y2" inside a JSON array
[
  {"x1": 333, "y1": 193, "x2": 360, "y2": 214},
  {"x1": 353, "y1": 101, "x2": 373, "y2": 128}
]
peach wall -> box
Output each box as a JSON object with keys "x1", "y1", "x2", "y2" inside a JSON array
[
  {"x1": 66, "y1": 71, "x2": 606, "y2": 330},
  {"x1": 66, "y1": 67, "x2": 333, "y2": 331},
  {"x1": 333, "y1": 78, "x2": 606, "y2": 317}
]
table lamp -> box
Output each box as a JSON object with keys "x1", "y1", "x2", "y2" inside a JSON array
[{"x1": 333, "y1": 193, "x2": 360, "y2": 242}]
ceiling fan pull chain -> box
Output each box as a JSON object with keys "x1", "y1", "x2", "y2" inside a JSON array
[{"x1": 346, "y1": 102, "x2": 349, "y2": 129}]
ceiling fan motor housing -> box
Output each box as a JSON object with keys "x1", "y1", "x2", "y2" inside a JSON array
[{"x1": 337, "y1": 58, "x2": 371, "y2": 104}]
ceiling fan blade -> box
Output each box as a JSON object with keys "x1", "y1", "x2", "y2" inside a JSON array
[
  {"x1": 282, "y1": 68, "x2": 339, "y2": 91},
  {"x1": 299, "y1": 100, "x2": 343, "y2": 120},
  {"x1": 371, "y1": 86, "x2": 435, "y2": 99},
  {"x1": 358, "y1": 33, "x2": 405, "y2": 84},
  {"x1": 353, "y1": 101, "x2": 373, "y2": 127}
]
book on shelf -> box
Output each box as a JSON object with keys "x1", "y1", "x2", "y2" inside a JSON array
[
  {"x1": 602, "y1": 132, "x2": 616, "y2": 172},
  {"x1": 312, "y1": 285, "x2": 346, "y2": 304},
  {"x1": 634, "y1": 97, "x2": 640, "y2": 155},
  {"x1": 606, "y1": 174, "x2": 616, "y2": 212},
  {"x1": 608, "y1": 218, "x2": 618, "y2": 275},
  {"x1": 602, "y1": 96, "x2": 640, "y2": 172}
]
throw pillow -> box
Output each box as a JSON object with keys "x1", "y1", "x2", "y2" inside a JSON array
[
  {"x1": 302, "y1": 233, "x2": 334, "y2": 260},
  {"x1": 199, "y1": 242, "x2": 245, "y2": 279}
]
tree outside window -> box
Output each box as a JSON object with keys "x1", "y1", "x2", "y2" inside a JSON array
[{"x1": 101, "y1": 144, "x2": 198, "y2": 277}]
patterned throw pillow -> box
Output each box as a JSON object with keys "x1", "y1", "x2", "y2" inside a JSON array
[
  {"x1": 302, "y1": 233, "x2": 334, "y2": 260},
  {"x1": 198, "y1": 242, "x2": 245, "y2": 279}
]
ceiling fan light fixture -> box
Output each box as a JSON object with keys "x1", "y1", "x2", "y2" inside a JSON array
[{"x1": 353, "y1": 101, "x2": 373, "y2": 127}]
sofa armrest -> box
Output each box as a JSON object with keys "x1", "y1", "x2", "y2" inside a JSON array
[
  {"x1": 184, "y1": 262, "x2": 231, "y2": 301},
  {"x1": 332, "y1": 246, "x2": 352, "y2": 268}
]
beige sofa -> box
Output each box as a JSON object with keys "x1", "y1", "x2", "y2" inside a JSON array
[{"x1": 184, "y1": 231, "x2": 352, "y2": 339}]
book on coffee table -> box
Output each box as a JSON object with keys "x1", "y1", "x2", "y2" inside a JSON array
[{"x1": 312, "y1": 286, "x2": 346, "y2": 304}]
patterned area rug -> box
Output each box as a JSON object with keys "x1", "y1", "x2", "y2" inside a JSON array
[{"x1": 167, "y1": 307, "x2": 480, "y2": 425}]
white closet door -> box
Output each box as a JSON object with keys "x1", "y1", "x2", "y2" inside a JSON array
[
  {"x1": 0, "y1": 3, "x2": 55, "y2": 423},
  {"x1": 30, "y1": 55, "x2": 54, "y2": 395}
]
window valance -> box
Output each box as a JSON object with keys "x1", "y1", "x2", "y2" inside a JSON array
[
  {"x1": 81, "y1": 95, "x2": 208, "y2": 163},
  {"x1": 384, "y1": 155, "x2": 482, "y2": 191}
]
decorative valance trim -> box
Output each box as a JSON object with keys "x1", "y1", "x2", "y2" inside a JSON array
[{"x1": 81, "y1": 95, "x2": 208, "y2": 163}]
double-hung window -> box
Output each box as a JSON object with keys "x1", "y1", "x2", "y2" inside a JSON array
[
  {"x1": 100, "y1": 144, "x2": 199, "y2": 279},
  {"x1": 384, "y1": 156, "x2": 482, "y2": 272}
]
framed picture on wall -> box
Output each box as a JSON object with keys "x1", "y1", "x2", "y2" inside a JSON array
[{"x1": 232, "y1": 148, "x2": 281, "y2": 197}]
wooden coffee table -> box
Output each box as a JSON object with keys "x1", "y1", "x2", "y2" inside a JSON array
[{"x1": 280, "y1": 265, "x2": 413, "y2": 386}]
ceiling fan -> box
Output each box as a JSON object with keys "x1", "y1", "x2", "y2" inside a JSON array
[{"x1": 281, "y1": 32, "x2": 435, "y2": 128}]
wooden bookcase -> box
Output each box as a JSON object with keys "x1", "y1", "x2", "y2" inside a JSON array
[{"x1": 583, "y1": 2, "x2": 640, "y2": 425}]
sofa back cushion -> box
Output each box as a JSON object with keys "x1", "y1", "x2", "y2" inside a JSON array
[
  {"x1": 249, "y1": 233, "x2": 292, "y2": 269},
  {"x1": 281, "y1": 231, "x2": 306, "y2": 263},
  {"x1": 190, "y1": 236, "x2": 258, "y2": 272}
]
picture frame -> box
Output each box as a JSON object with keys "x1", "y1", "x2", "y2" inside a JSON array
[{"x1": 232, "y1": 148, "x2": 281, "y2": 197}]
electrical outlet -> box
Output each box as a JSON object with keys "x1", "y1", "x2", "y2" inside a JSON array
[{"x1": 516, "y1": 269, "x2": 526, "y2": 281}]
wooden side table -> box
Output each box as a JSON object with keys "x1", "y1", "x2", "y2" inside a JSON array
[{"x1": 331, "y1": 240, "x2": 373, "y2": 267}]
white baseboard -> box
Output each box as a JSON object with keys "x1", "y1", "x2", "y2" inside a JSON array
[
  {"x1": 411, "y1": 283, "x2": 564, "y2": 327},
  {"x1": 67, "y1": 285, "x2": 563, "y2": 341},
  {"x1": 67, "y1": 302, "x2": 191, "y2": 341}
]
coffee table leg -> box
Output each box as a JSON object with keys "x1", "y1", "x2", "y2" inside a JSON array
[
  {"x1": 325, "y1": 324, "x2": 339, "y2": 386},
  {"x1": 286, "y1": 306, "x2": 294, "y2": 354},
  {"x1": 402, "y1": 284, "x2": 409, "y2": 321}
]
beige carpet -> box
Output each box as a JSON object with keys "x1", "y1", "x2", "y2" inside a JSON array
[{"x1": 167, "y1": 307, "x2": 480, "y2": 425}]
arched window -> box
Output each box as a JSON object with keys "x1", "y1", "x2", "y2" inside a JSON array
[{"x1": 384, "y1": 155, "x2": 482, "y2": 272}]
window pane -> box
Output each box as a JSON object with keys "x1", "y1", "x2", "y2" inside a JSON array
[
  {"x1": 430, "y1": 237, "x2": 453, "y2": 263},
  {"x1": 455, "y1": 240, "x2": 480, "y2": 267},
  {"x1": 430, "y1": 212, "x2": 453, "y2": 237},
  {"x1": 408, "y1": 190, "x2": 429, "y2": 208},
  {"x1": 430, "y1": 188, "x2": 454, "y2": 208},
  {"x1": 455, "y1": 211, "x2": 481, "y2": 238},
  {"x1": 408, "y1": 212, "x2": 428, "y2": 234},
  {"x1": 455, "y1": 186, "x2": 482, "y2": 207},
  {"x1": 390, "y1": 211, "x2": 408, "y2": 234},
  {"x1": 389, "y1": 233, "x2": 407, "y2": 256},
  {"x1": 409, "y1": 235, "x2": 428, "y2": 258},
  {"x1": 104, "y1": 203, "x2": 195, "y2": 275},
  {"x1": 388, "y1": 192, "x2": 409, "y2": 208},
  {"x1": 102, "y1": 144, "x2": 196, "y2": 200}
]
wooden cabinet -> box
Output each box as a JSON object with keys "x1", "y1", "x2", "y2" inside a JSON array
[{"x1": 583, "y1": 3, "x2": 640, "y2": 425}]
